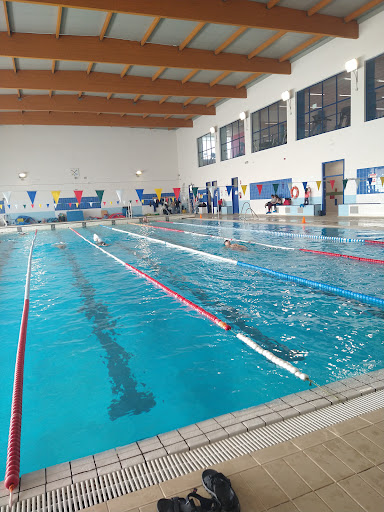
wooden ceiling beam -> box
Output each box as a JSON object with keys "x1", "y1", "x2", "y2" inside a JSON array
[
  {"x1": 133, "y1": 94, "x2": 141, "y2": 102},
  {"x1": 308, "y1": 0, "x2": 334, "y2": 17},
  {"x1": 100, "y1": 11, "x2": 113, "y2": 40},
  {"x1": 106, "y1": 92, "x2": 113, "y2": 99},
  {"x1": 179, "y1": 22, "x2": 205, "y2": 51},
  {"x1": 159, "y1": 95, "x2": 169, "y2": 103},
  {"x1": 152, "y1": 66, "x2": 166, "y2": 81},
  {"x1": 236, "y1": 72, "x2": 262, "y2": 89},
  {"x1": 12, "y1": 57, "x2": 17, "y2": 72},
  {"x1": 344, "y1": 0, "x2": 384, "y2": 23},
  {"x1": 0, "y1": 111, "x2": 193, "y2": 128},
  {"x1": 141, "y1": 16, "x2": 161, "y2": 45},
  {"x1": 0, "y1": 32, "x2": 291, "y2": 74},
  {"x1": 181, "y1": 69, "x2": 198, "y2": 84},
  {"x1": 3, "y1": 1, "x2": 11, "y2": 36},
  {"x1": 87, "y1": 62, "x2": 94, "y2": 74},
  {"x1": 0, "y1": 94, "x2": 216, "y2": 115},
  {"x1": 0, "y1": 70, "x2": 247, "y2": 98},
  {"x1": 56, "y1": 6, "x2": 62, "y2": 38},
  {"x1": 51, "y1": 60, "x2": 56, "y2": 73},
  {"x1": 8, "y1": 0, "x2": 358, "y2": 39},
  {"x1": 206, "y1": 98, "x2": 220, "y2": 107},
  {"x1": 183, "y1": 97, "x2": 196, "y2": 106},
  {"x1": 214, "y1": 27, "x2": 247, "y2": 55},
  {"x1": 120, "y1": 64, "x2": 131, "y2": 78},
  {"x1": 248, "y1": 31, "x2": 286, "y2": 59},
  {"x1": 210, "y1": 71, "x2": 231, "y2": 87},
  {"x1": 267, "y1": 1, "x2": 281, "y2": 8},
  {"x1": 279, "y1": 35, "x2": 323, "y2": 62}
]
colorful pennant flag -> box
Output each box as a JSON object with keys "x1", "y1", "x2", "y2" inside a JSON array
[
  {"x1": 27, "y1": 191, "x2": 37, "y2": 205},
  {"x1": 302, "y1": 181, "x2": 307, "y2": 191},
  {"x1": 241, "y1": 185, "x2": 247, "y2": 195},
  {"x1": 367, "y1": 177, "x2": 372, "y2": 185},
  {"x1": 51, "y1": 191, "x2": 61, "y2": 204},
  {"x1": 173, "y1": 187, "x2": 181, "y2": 200},
  {"x1": 110, "y1": 201, "x2": 113, "y2": 205},
  {"x1": 3, "y1": 191, "x2": 11, "y2": 204},
  {"x1": 381, "y1": 177, "x2": 384, "y2": 187},
  {"x1": 47, "y1": 204, "x2": 50, "y2": 208},
  {"x1": 155, "y1": 188, "x2": 163, "y2": 200},
  {"x1": 69, "y1": 203, "x2": 72, "y2": 207},
  {"x1": 103, "y1": 201, "x2": 106, "y2": 206},
  {"x1": 23, "y1": 205, "x2": 26, "y2": 209},
  {"x1": 76, "y1": 203, "x2": 79, "y2": 208},
  {"x1": 7, "y1": 205, "x2": 10, "y2": 209},
  {"x1": 135, "y1": 189, "x2": 144, "y2": 202},
  {"x1": 31, "y1": 204, "x2": 34, "y2": 208},
  {"x1": 316, "y1": 181, "x2": 322, "y2": 190},
  {"x1": 96, "y1": 190, "x2": 104, "y2": 203},
  {"x1": 0, "y1": 205, "x2": 2, "y2": 209},
  {"x1": 74, "y1": 190, "x2": 83, "y2": 204},
  {"x1": 272, "y1": 183, "x2": 279, "y2": 193},
  {"x1": 192, "y1": 187, "x2": 198, "y2": 197},
  {"x1": 90, "y1": 202, "x2": 93, "y2": 207},
  {"x1": 116, "y1": 189, "x2": 123, "y2": 202},
  {"x1": 330, "y1": 179, "x2": 335, "y2": 190},
  {"x1": 257, "y1": 184, "x2": 263, "y2": 195},
  {"x1": 39, "y1": 204, "x2": 41, "y2": 208},
  {"x1": 343, "y1": 179, "x2": 348, "y2": 190},
  {"x1": 226, "y1": 185, "x2": 232, "y2": 195}
]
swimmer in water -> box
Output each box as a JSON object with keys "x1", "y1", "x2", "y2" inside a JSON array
[
  {"x1": 93, "y1": 233, "x2": 109, "y2": 246},
  {"x1": 53, "y1": 242, "x2": 67, "y2": 249},
  {"x1": 224, "y1": 239, "x2": 249, "y2": 251}
]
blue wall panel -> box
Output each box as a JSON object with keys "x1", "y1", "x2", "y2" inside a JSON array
[
  {"x1": 357, "y1": 166, "x2": 384, "y2": 194},
  {"x1": 250, "y1": 178, "x2": 292, "y2": 200}
]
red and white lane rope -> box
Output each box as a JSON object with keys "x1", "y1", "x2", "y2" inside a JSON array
[
  {"x1": 4, "y1": 230, "x2": 37, "y2": 503},
  {"x1": 70, "y1": 228, "x2": 231, "y2": 331},
  {"x1": 299, "y1": 248, "x2": 384, "y2": 264}
]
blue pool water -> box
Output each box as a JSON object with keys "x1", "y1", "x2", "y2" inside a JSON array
[{"x1": 0, "y1": 220, "x2": 383, "y2": 475}]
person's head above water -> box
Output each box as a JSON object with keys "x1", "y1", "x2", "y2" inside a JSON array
[{"x1": 224, "y1": 239, "x2": 231, "y2": 247}]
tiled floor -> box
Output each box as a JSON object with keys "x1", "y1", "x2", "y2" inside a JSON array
[{"x1": 90, "y1": 408, "x2": 384, "y2": 512}]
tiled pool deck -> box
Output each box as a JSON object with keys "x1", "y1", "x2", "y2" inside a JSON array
[{"x1": 1, "y1": 368, "x2": 384, "y2": 509}]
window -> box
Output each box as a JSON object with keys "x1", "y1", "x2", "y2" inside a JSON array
[
  {"x1": 251, "y1": 100, "x2": 287, "y2": 152},
  {"x1": 297, "y1": 71, "x2": 351, "y2": 140},
  {"x1": 366, "y1": 52, "x2": 384, "y2": 122},
  {"x1": 197, "y1": 133, "x2": 216, "y2": 167},
  {"x1": 220, "y1": 120, "x2": 245, "y2": 161}
]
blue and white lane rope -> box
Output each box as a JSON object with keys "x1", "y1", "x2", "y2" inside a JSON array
[
  {"x1": 168, "y1": 221, "x2": 368, "y2": 244},
  {"x1": 80, "y1": 228, "x2": 311, "y2": 383},
  {"x1": 102, "y1": 225, "x2": 384, "y2": 308}
]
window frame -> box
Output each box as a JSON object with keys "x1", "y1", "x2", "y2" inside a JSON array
[
  {"x1": 219, "y1": 119, "x2": 245, "y2": 161},
  {"x1": 365, "y1": 51, "x2": 384, "y2": 122},
  {"x1": 251, "y1": 99, "x2": 287, "y2": 153},
  {"x1": 197, "y1": 132, "x2": 216, "y2": 167}
]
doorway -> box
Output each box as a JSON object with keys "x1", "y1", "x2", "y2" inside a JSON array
[
  {"x1": 322, "y1": 160, "x2": 344, "y2": 215},
  {"x1": 206, "y1": 181, "x2": 212, "y2": 213},
  {"x1": 231, "y1": 177, "x2": 239, "y2": 214}
]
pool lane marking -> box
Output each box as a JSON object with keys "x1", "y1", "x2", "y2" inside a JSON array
[
  {"x1": 167, "y1": 220, "x2": 376, "y2": 245},
  {"x1": 69, "y1": 228, "x2": 230, "y2": 331},
  {"x1": 4, "y1": 230, "x2": 37, "y2": 499},
  {"x1": 299, "y1": 248, "x2": 384, "y2": 264},
  {"x1": 102, "y1": 225, "x2": 384, "y2": 308},
  {"x1": 147, "y1": 223, "x2": 294, "y2": 251}
]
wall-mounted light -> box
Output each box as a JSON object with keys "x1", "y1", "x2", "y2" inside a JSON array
[
  {"x1": 209, "y1": 126, "x2": 216, "y2": 134},
  {"x1": 345, "y1": 58, "x2": 359, "y2": 91},
  {"x1": 239, "y1": 111, "x2": 247, "y2": 121},
  {"x1": 281, "y1": 90, "x2": 290, "y2": 102},
  {"x1": 136, "y1": 170, "x2": 143, "y2": 176},
  {"x1": 18, "y1": 172, "x2": 28, "y2": 180}
]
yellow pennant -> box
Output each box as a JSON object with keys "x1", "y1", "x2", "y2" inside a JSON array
[
  {"x1": 241, "y1": 185, "x2": 247, "y2": 195},
  {"x1": 0, "y1": 204, "x2": 2, "y2": 209},
  {"x1": 39, "y1": 204, "x2": 41, "y2": 208},
  {"x1": 155, "y1": 188, "x2": 163, "y2": 200},
  {"x1": 51, "y1": 190, "x2": 61, "y2": 204},
  {"x1": 381, "y1": 177, "x2": 384, "y2": 187},
  {"x1": 76, "y1": 203, "x2": 79, "y2": 208},
  {"x1": 110, "y1": 201, "x2": 113, "y2": 205},
  {"x1": 316, "y1": 181, "x2": 322, "y2": 190}
]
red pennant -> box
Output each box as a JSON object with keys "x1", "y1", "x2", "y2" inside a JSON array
[
  {"x1": 257, "y1": 184, "x2": 263, "y2": 195},
  {"x1": 74, "y1": 190, "x2": 83, "y2": 204},
  {"x1": 69, "y1": 203, "x2": 72, "y2": 207},
  {"x1": 330, "y1": 180, "x2": 335, "y2": 190},
  {"x1": 103, "y1": 201, "x2": 106, "y2": 205},
  {"x1": 31, "y1": 204, "x2": 34, "y2": 208},
  {"x1": 173, "y1": 187, "x2": 181, "y2": 200}
]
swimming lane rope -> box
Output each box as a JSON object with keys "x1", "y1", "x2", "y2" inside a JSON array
[
  {"x1": 4, "y1": 230, "x2": 37, "y2": 502},
  {"x1": 75, "y1": 228, "x2": 311, "y2": 383},
  {"x1": 102, "y1": 225, "x2": 384, "y2": 308},
  {"x1": 70, "y1": 228, "x2": 230, "y2": 331}
]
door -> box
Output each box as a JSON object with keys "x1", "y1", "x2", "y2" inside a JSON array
[
  {"x1": 206, "y1": 181, "x2": 212, "y2": 213},
  {"x1": 212, "y1": 180, "x2": 218, "y2": 210},
  {"x1": 322, "y1": 160, "x2": 344, "y2": 215},
  {"x1": 231, "y1": 177, "x2": 239, "y2": 214}
]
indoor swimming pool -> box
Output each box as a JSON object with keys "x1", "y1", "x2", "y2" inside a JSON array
[{"x1": 0, "y1": 220, "x2": 383, "y2": 476}]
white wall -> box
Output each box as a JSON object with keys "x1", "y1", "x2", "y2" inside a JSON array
[
  {"x1": 0, "y1": 125, "x2": 179, "y2": 218},
  {"x1": 176, "y1": 10, "x2": 384, "y2": 213}
]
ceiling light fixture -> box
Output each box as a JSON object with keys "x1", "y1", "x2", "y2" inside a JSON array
[
  {"x1": 209, "y1": 126, "x2": 216, "y2": 134},
  {"x1": 239, "y1": 111, "x2": 247, "y2": 121},
  {"x1": 18, "y1": 172, "x2": 28, "y2": 180},
  {"x1": 136, "y1": 170, "x2": 143, "y2": 176}
]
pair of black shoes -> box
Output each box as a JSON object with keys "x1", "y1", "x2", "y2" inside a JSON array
[{"x1": 157, "y1": 469, "x2": 240, "y2": 511}]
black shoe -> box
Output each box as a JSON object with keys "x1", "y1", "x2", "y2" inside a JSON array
[
  {"x1": 157, "y1": 497, "x2": 197, "y2": 512},
  {"x1": 202, "y1": 470, "x2": 240, "y2": 512}
]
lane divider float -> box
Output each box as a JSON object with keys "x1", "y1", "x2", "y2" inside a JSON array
[
  {"x1": 73, "y1": 228, "x2": 312, "y2": 383},
  {"x1": 4, "y1": 230, "x2": 37, "y2": 503},
  {"x1": 70, "y1": 228, "x2": 230, "y2": 330},
  {"x1": 299, "y1": 248, "x2": 384, "y2": 264},
  {"x1": 102, "y1": 225, "x2": 384, "y2": 308}
]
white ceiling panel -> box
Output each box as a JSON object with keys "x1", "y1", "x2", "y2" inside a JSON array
[
  {"x1": 218, "y1": 72, "x2": 251, "y2": 87},
  {"x1": 9, "y1": 2, "x2": 57, "y2": 34},
  {"x1": 167, "y1": 97, "x2": 189, "y2": 103},
  {"x1": 56, "y1": 61, "x2": 89, "y2": 72},
  {"x1": 192, "y1": 98, "x2": 214, "y2": 105},
  {"x1": 0, "y1": 5, "x2": 7, "y2": 31},
  {"x1": 112, "y1": 93, "x2": 137, "y2": 100},
  {"x1": 161, "y1": 68, "x2": 192, "y2": 81},
  {"x1": 83, "y1": 92, "x2": 109, "y2": 97},
  {"x1": 22, "y1": 89, "x2": 50, "y2": 95},
  {"x1": 17, "y1": 58, "x2": 52, "y2": 71},
  {"x1": 52, "y1": 91, "x2": 77, "y2": 95},
  {"x1": 149, "y1": 19, "x2": 199, "y2": 46},
  {"x1": 189, "y1": 70, "x2": 223, "y2": 84},
  {"x1": 62, "y1": 7, "x2": 106, "y2": 36},
  {"x1": 0, "y1": 57, "x2": 13, "y2": 70},
  {"x1": 225, "y1": 28, "x2": 277, "y2": 55},
  {"x1": 128, "y1": 65, "x2": 160, "y2": 78},
  {"x1": 107, "y1": 13, "x2": 157, "y2": 41},
  {"x1": 258, "y1": 33, "x2": 312, "y2": 59},
  {"x1": 188, "y1": 24, "x2": 241, "y2": 52},
  {"x1": 0, "y1": 89, "x2": 18, "y2": 95},
  {"x1": 321, "y1": 0, "x2": 370, "y2": 17},
  {"x1": 92, "y1": 63, "x2": 124, "y2": 74},
  {"x1": 278, "y1": 0, "x2": 317, "y2": 10},
  {"x1": 140, "y1": 95, "x2": 163, "y2": 102}
]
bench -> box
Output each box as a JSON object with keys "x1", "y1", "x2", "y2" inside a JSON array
[
  {"x1": 274, "y1": 204, "x2": 322, "y2": 216},
  {"x1": 338, "y1": 203, "x2": 384, "y2": 217}
]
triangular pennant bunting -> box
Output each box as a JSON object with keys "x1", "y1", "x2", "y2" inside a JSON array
[
  {"x1": 110, "y1": 201, "x2": 113, "y2": 205},
  {"x1": 31, "y1": 204, "x2": 34, "y2": 208},
  {"x1": 302, "y1": 181, "x2": 307, "y2": 191},
  {"x1": 51, "y1": 191, "x2": 61, "y2": 204},
  {"x1": 116, "y1": 189, "x2": 123, "y2": 202},
  {"x1": 69, "y1": 203, "x2": 72, "y2": 207},
  {"x1": 76, "y1": 203, "x2": 79, "y2": 208},
  {"x1": 192, "y1": 187, "x2": 198, "y2": 197},
  {"x1": 74, "y1": 190, "x2": 83, "y2": 204},
  {"x1": 39, "y1": 204, "x2": 41, "y2": 208},
  {"x1": 330, "y1": 179, "x2": 335, "y2": 190},
  {"x1": 96, "y1": 190, "x2": 104, "y2": 203},
  {"x1": 103, "y1": 201, "x2": 106, "y2": 206},
  {"x1": 135, "y1": 189, "x2": 144, "y2": 202},
  {"x1": 0, "y1": 205, "x2": 2, "y2": 210},
  {"x1": 47, "y1": 203, "x2": 50, "y2": 208},
  {"x1": 173, "y1": 188, "x2": 181, "y2": 200},
  {"x1": 241, "y1": 185, "x2": 247, "y2": 195},
  {"x1": 316, "y1": 181, "x2": 322, "y2": 190},
  {"x1": 90, "y1": 202, "x2": 93, "y2": 207},
  {"x1": 367, "y1": 177, "x2": 372, "y2": 185},
  {"x1": 381, "y1": 177, "x2": 384, "y2": 187},
  {"x1": 226, "y1": 185, "x2": 232, "y2": 195},
  {"x1": 3, "y1": 191, "x2": 11, "y2": 204},
  {"x1": 343, "y1": 179, "x2": 348, "y2": 190},
  {"x1": 23, "y1": 205, "x2": 26, "y2": 209},
  {"x1": 27, "y1": 191, "x2": 37, "y2": 205},
  {"x1": 155, "y1": 188, "x2": 163, "y2": 200},
  {"x1": 257, "y1": 184, "x2": 263, "y2": 195},
  {"x1": 7, "y1": 205, "x2": 10, "y2": 209},
  {"x1": 272, "y1": 183, "x2": 279, "y2": 193}
]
